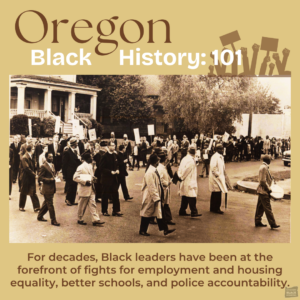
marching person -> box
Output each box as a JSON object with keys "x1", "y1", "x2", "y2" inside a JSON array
[
  {"x1": 263, "y1": 135, "x2": 271, "y2": 155},
  {"x1": 209, "y1": 144, "x2": 232, "y2": 214},
  {"x1": 122, "y1": 134, "x2": 132, "y2": 169},
  {"x1": 10, "y1": 135, "x2": 21, "y2": 183},
  {"x1": 76, "y1": 134, "x2": 85, "y2": 155},
  {"x1": 19, "y1": 144, "x2": 40, "y2": 212},
  {"x1": 131, "y1": 142, "x2": 140, "y2": 171},
  {"x1": 110, "y1": 132, "x2": 118, "y2": 149},
  {"x1": 99, "y1": 142, "x2": 123, "y2": 216},
  {"x1": 19, "y1": 135, "x2": 33, "y2": 158},
  {"x1": 200, "y1": 139, "x2": 211, "y2": 178},
  {"x1": 93, "y1": 141, "x2": 107, "y2": 202},
  {"x1": 73, "y1": 153, "x2": 105, "y2": 226},
  {"x1": 37, "y1": 153, "x2": 60, "y2": 226},
  {"x1": 178, "y1": 145, "x2": 202, "y2": 217},
  {"x1": 62, "y1": 138, "x2": 82, "y2": 206},
  {"x1": 139, "y1": 153, "x2": 176, "y2": 236},
  {"x1": 157, "y1": 153, "x2": 175, "y2": 225},
  {"x1": 172, "y1": 140, "x2": 179, "y2": 166},
  {"x1": 48, "y1": 134, "x2": 61, "y2": 172},
  {"x1": 255, "y1": 155, "x2": 280, "y2": 229},
  {"x1": 117, "y1": 145, "x2": 133, "y2": 201}
]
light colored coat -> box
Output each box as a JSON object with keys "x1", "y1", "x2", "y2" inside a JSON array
[
  {"x1": 140, "y1": 165, "x2": 163, "y2": 219},
  {"x1": 157, "y1": 163, "x2": 171, "y2": 205},
  {"x1": 209, "y1": 152, "x2": 229, "y2": 193},
  {"x1": 73, "y1": 162, "x2": 95, "y2": 197},
  {"x1": 178, "y1": 154, "x2": 198, "y2": 197}
]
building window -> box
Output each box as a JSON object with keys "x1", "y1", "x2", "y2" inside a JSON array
[
  {"x1": 25, "y1": 93, "x2": 32, "y2": 109},
  {"x1": 10, "y1": 91, "x2": 17, "y2": 109}
]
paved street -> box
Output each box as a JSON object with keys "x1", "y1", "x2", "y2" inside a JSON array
[{"x1": 9, "y1": 159, "x2": 291, "y2": 243}]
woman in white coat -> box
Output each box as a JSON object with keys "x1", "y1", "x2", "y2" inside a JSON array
[
  {"x1": 139, "y1": 154, "x2": 176, "y2": 237},
  {"x1": 178, "y1": 146, "x2": 202, "y2": 217}
]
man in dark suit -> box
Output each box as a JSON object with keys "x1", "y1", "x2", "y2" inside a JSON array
[
  {"x1": 99, "y1": 142, "x2": 123, "y2": 216},
  {"x1": 76, "y1": 134, "x2": 85, "y2": 155},
  {"x1": 19, "y1": 135, "x2": 33, "y2": 159},
  {"x1": 9, "y1": 146, "x2": 13, "y2": 199},
  {"x1": 117, "y1": 145, "x2": 133, "y2": 201},
  {"x1": 93, "y1": 141, "x2": 107, "y2": 202},
  {"x1": 10, "y1": 135, "x2": 21, "y2": 183},
  {"x1": 48, "y1": 134, "x2": 61, "y2": 172},
  {"x1": 37, "y1": 153, "x2": 60, "y2": 226},
  {"x1": 62, "y1": 138, "x2": 82, "y2": 206},
  {"x1": 19, "y1": 144, "x2": 40, "y2": 212},
  {"x1": 34, "y1": 138, "x2": 44, "y2": 170}
]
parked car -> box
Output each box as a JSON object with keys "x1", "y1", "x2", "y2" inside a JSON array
[{"x1": 282, "y1": 150, "x2": 291, "y2": 166}]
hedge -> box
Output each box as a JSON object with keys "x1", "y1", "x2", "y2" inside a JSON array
[
  {"x1": 42, "y1": 116, "x2": 56, "y2": 137},
  {"x1": 10, "y1": 114, "x2": 29, "y2": 136},
  {"x1": 29, "y1": 117, "x2": 42, "y2": 137}
]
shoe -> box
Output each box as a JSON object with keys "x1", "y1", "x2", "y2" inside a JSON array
[
  {"x1": 149, "y1": 220, "x2": 158, "y2": 225},
  {"x1": 37, "y1": 217, "x2": 47, "y2": 222},
  {"x1": 125, "y1": 197, "x2": 133, "y2": 201},
  {"x1": 139, "y1": 231, "x2": 150, "y2": 236},
  {"x1": 112, "y1": 212, "x2": 123, "y2": 217},
  {"x1": 93, "y1": 221, "x2": 105, "y2": 226},
  {"x1": 255, "y1": 223, "x2": 267, "y2": 227},
  {"x1": 51, "y1": 220, "x2": 60, "y2": 226},
  {"x1": 199, "y1": 175, "x2": 203, "y2": 178},
  {"x1": 191, "y1": 214, "x2": 202, "y2": 217},
  {"x1": 103, "y1": 212, "x2": 110, "y2": 216},
  {"x1": 65, "y1": 200, "x2": 72, "y2": 206},
  {"x1": 77, "y1": 220, "x2": 87, "y2": 225},
  {"x1": 34, "y1": 208, "x2": 40, "y2": 212},
  {"x1": 164, "y1": 229, "x2": 176, "y2": 236},
  {"x1": 211, "y1": 210, "x2": 224, "y2": 214},
  {"x1": 179, "y1": 213, "x2": 191, "y2": 216},
  {"x1": 72, "y1": 203, "x2": 78, "y2": 206},
  {"x1": 167, "y1": 221, "x2": 176, "y2": 225},
  {"x1": 271, "y1": 225, "x2": 280, "y2": 229},
  {"x1": 19, "y1": 208, "x2": 25, "y2": 212}
]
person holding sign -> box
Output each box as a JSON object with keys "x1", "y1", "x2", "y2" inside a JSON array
[
  {"x1": 255, "y1": 155, "x2": 280, "y2": 229},
  {"x1": 73, "y1": 153, "x2": 105, "y2": 227}
]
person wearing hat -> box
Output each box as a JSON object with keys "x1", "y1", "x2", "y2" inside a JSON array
[
  {"x1": 209, "y1": 143, "x2": 232, "y2": 214},
  {"x1": 255, "y1": 155, "x2": 280, "y2": 229},
  {"x1": 37, "y1": 152, "x2": 60, "y2": 226},
  {"x1": 73, "y1": 153, "x2": 105, "y2": 226},
  {"x1": 139, "y1": 153, "x2": 176, "y2": 236},
  {"x1": 10, "y1": 135, "x2": 21, "y2": 183},
  {"x1": 178, "y1": 145, "x2": 202, "y2": 217},
  {"x1": 99, "y1": 142, "x2": 123, "y2": 216},
  {"x1": 117, "y1": 145, "x2": 133, "y2": 201},
  {"x1": 62, "y1": 137, "x2": 82, "y2": 206}
]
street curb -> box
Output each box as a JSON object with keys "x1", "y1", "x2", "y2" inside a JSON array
[{"x1": 237, "y1": 181, "x2": 291, "y2": 200}]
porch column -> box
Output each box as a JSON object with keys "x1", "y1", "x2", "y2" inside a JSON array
[
  {"x1": 16, "y1": 85, "x2": 25, "y2": 114},
  {"x1": 90, "y1": 94, "x2": 97, "y2": 120},
  {"x1": 69, "y1": 92, "x2": 76, "y2": 120},
  {"x1": 44, "y1": 89, "x2": 52, "y2": 114}
]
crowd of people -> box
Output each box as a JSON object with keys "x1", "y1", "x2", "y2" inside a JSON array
[{"x1": 9, "y1": 131, "x2": 288, "y2": 236}]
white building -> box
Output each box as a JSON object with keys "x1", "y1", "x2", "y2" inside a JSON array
[{"x1": 9, "y1": 75, "x2": 101, "y2": 134}]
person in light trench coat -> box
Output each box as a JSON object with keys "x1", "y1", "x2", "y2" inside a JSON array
[
  {"x1": 157, "y1": 154, "x2": 175, "y2": 225},
  {"x1": 209, "y1": 144, "x2": 232, "y2": 214},
  {"x1": 178, "y1": 146, "x2": 202, "y2": 217},
  {"x1": 139, "y1": 154, "x2": 175, "y2": 237}
]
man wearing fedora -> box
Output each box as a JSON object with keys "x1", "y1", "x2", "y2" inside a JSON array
[
  {"x1": 62, "y1": 137, "x2": 82, "y2": 206},
  {"x1": 255, "y1": 155, "x2": 280, "y2": 229},
  {"x1": 37, "y1": 153, "x2": 60, "y2": 226}
]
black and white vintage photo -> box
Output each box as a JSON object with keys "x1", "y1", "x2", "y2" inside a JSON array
[{"x1": 9, "y1": 75, "x2": 291, "y2": 243}]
